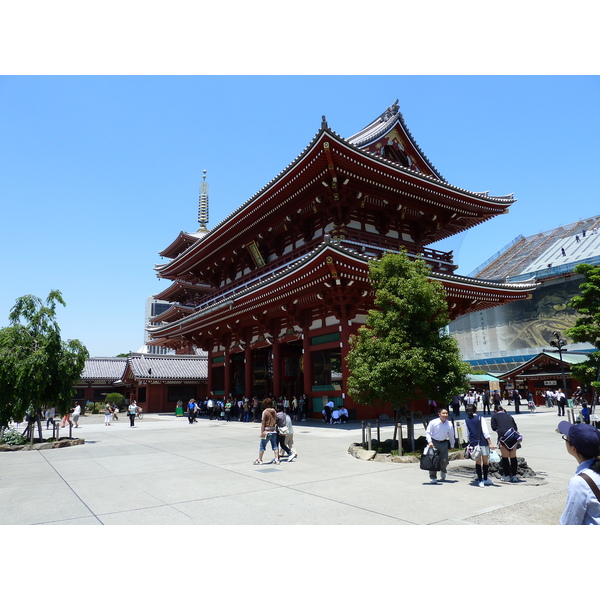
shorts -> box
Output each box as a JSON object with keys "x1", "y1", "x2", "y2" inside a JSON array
[{"x1": 259, "y1": 432, "x2": 278, "y2": 452}]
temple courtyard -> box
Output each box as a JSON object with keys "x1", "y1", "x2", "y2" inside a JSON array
[{"x1": 0, "y1": 405, "x2": 583, "y2": 526}]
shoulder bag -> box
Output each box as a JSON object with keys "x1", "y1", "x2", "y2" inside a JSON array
[{"x1": 578, "y1": 472, "x2": 600, "y2": 502}]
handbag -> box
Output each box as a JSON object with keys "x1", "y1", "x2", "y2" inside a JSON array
[
  {"x1": 420, "y1": 446, "x2": 441, "y2": 471},
  {"x1": 500, "y1": 427, "x2": 522, "y2": 450},
  {"x1": 464, "y1": 444, "x2": 482, "y2": 461},
  {"x1": 278, "y1": 425, "x2": 289, "y2": 436}
]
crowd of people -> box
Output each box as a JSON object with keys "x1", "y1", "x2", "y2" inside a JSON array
[{"x1": 182, "y1": 394, "x2": 309, "y2": 424}]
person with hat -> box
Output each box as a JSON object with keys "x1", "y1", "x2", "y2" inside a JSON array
[{"x1": 558, "y1": 421, "x2": 600, "y2": 525}]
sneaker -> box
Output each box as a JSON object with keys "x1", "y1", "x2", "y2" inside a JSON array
[
  {"x1": 430, "y1": 478, "x2": 438, "y2": 484},
  {"x1": 484, "y1": 478, "x2": 493, "y2": 486},
  {"x1": 510, "y1": 475, "x2": 519, "y2": 483},
  {"x1": 253, "y1": 459, "x2": 263, "y2": 465},
  {"x1": 478, "y1": 480, "x2": 485, "y2": 488},
  {"x1": 501, "y1": 475, "x2": 511, "y2": 482},
  {"x1": 273, "y1": 460, "x2": 281, "y2": 465},
  {"x1": 440, "y1": 472, "x2": 446, "y2": 481},
  {"x1": 287, "y1": 453, "x2": 296, "y2": 462}
]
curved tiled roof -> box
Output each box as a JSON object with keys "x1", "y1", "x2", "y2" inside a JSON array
[
  {"x1": 81, "y1": 357, "x2": 127, "y2": 381},
  {"x1": 128, "y1": 354, "x2": 208, "y2": 380},
  {"x1": 346, "y1": 99, "x2": 445, "y2": 182}
]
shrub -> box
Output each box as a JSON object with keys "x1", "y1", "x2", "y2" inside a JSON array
[{"x1": 1, "y1": 428, "x2": 27, "y2": 446}]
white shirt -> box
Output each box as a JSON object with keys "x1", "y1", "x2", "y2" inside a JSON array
[
  {"x1": 425, "y1": 418, "x2": 455, "y2": 446},
  {"x1": 560, "y1": 459, "x2": 600, "y2": 525}
]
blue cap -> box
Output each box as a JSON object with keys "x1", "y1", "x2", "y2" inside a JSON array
[{"x1": 558, "y1": 421, "x2": 600, "y2": 458}]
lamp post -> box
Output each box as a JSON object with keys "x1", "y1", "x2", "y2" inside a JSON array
[{"x1": 550, "y1": 330, "x2": 568, "y2": 394}]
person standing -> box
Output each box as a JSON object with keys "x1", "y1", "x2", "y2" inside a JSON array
[
  {"x1": 451, "y1": 394, "x2": 461, "y2": 417},
  {"x1": 512, "y1": 389, "x2": 521, "y2": 414},
  {"x1": 128, "y1": 398, "x2": 137, "y2": 427},
  {"x1": 557, "y1": 388, "x2": 567, "y2": 416},
  {"x1": 224, "y1": 398, "x2": 232, "y2": 422},
  {"x1": 72, "y1": 402, "x2": 81, "y2": 428},
  {"x1": 482, "y1": 390, "x2": 491, "y2": 416},
  {"x1": 253, "y1": 398, "x2": 280, "y2": 465},
  {"x1": 424, "y1": 407, "x2": 455, "y2": 484},
  {"x1": 464, "y1": 404, "x2": 495, "y2": 487},
  {"x1": 558, "y1": 421, "x2": 600, "y2": 525},
  {"x1": 527, "y1": 392, "x2": 536, "y2": 413},
  {"x1": 207, "y1": 397, "x2": 215, "y2": 420},
  {"x1": 492, "y1": 390, "x2": 502, "y2": 411},
  {"x1": 104, "y1": 402, "x2": 113, "y2": 426},
  {"x1": 490, "y1": 406, "x2": 519, "y2": 482}
]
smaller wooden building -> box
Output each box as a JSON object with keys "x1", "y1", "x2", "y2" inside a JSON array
[
  {"x1": 498, "y1": 351, "x2": 591, "y2": 402},
  {"x1": 75, "y1": 354, "x2": 208, "y2": 412}
]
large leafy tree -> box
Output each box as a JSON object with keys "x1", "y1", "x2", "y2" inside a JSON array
[
  {"x1": 565, "y1": 263, "x2": 600, "y2": 398},
  {"x1": 346, "y1": 251, "x2": 470, "y2": 411},
  {"x1": 0, "y1": 290, "x2": 89, "y2": 429}
]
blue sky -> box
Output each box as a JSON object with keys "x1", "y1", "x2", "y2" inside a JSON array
[{"x1": 1, "y1": 75, "x2": 599, "y2": 357}]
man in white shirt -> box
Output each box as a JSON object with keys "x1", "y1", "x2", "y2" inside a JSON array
[{"x1": 425, "y1": 407, "x2": 455, "y2": 484}]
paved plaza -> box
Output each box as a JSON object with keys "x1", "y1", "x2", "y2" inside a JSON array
[{"x1": 0, "y1": 405, "x2": 586, "y2": 526}]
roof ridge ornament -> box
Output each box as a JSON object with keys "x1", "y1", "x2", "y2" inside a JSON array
[
  {"x1": 382, "y1": 99, "x2": 400, "y2": 122},
  {"x1": 321, "y1": 115, "x2": 328, "y2": 129}
]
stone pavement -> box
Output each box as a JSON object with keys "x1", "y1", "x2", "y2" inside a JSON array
[{"x1": 0, "y1": 406, "x2": 581, "y2": 525}]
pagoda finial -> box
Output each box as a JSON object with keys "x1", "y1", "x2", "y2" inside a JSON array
[
  {"x1": 321, "y1": 115, "x2": 328, "y2": 129},
  {"x1": 198, "y1": 170, "x2": 209, "y2": 232}
]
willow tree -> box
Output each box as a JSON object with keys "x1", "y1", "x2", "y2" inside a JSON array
[
  {"x1": 566, "y1": 263, "x2": 600, "y2": 405},
  {"x1": 346, "y1": 251, "x2": 469, "y2": 443},
  {"x1": 0, "y1": 290, "x2": 88, "y2": 436}
]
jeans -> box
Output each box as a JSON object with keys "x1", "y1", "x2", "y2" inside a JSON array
[{"x1": 259, "y1": 432, "x2": 278, "y2": 452}]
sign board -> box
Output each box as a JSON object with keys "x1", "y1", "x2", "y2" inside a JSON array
[{"x1": 544, "y1": 380, "x2": 558, "y2": 386}]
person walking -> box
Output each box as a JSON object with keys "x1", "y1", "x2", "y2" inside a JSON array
[
  {"x1": 464, "y1": 403, "x2": 495, "y2": 487},
  {"x1": 45, "y1": 406, "x2": 56, "y2": 430},
  {"x1": 276, "y1": 403, "x2": 293, "y2": 458},
  {"x1": 187, "y1": 398, "x2": 197, "y2": 424},
  {"x1": 491, "y1": 406, "x2": 520, "y2": 482},
  {"x1": 72, "y1": 402, "x2": 81, "y2": 428},
  {"x1": 253, "y1": 398, "x2": 280, "y2": 465},
  {"x1": 558, "y1": 421, "x2": 600, "y2": 525},
  {"x1": 424, "y1": 407, "x2": 455, "y2": 484}
]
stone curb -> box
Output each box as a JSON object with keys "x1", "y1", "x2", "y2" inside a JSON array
[
  {"x1": 348, "y1": 443, "x2": 464, "y2": 463},
  {"x1": 0, "y1": 438, "x2": 85, "y2": 452}
]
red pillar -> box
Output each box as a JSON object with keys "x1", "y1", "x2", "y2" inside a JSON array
[
  {"x1": 245, "y1": 346, "x2": 253, "y2": 397},
  {"x1": 272, "y1": 339, "x2": 281, "y2": 399}
]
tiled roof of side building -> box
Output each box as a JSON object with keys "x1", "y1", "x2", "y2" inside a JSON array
[
  {"x1": 128, "y1": 354, "x2": 208, "y2": 380},
  {"x1": 81, "y1": 357, "x2": 128, "y2": 380}
]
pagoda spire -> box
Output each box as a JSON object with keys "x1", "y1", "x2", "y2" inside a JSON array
[{"x1": 198, "y1": 170, "x2": 209, "y2": 232}]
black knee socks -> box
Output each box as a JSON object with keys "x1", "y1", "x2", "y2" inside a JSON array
[
  {"x1": 501, "y1": 457, "x2": 510, "y2": 476},
  {"x1": 510, "y1": 457, "x2": 518, "y2": 476}
]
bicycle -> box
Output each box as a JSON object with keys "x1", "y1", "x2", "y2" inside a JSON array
[{"x1": 136, "y1": 407, "x2": 143, "y2": 420}]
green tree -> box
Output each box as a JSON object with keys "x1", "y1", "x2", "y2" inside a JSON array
[
  {"x1": 565, "y1": 263, "x2": 600, "y2": 399},
  {"x1": 0, "y1": 290, "x2": 89, "y2": 431},
  {"x1": 346, "y1": 251, "x2": 470, "y2": 412}
]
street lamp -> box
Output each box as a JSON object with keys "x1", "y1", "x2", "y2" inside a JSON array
[{"x1": 550, "y1": 330, "x2": 568, "y2": 393}]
